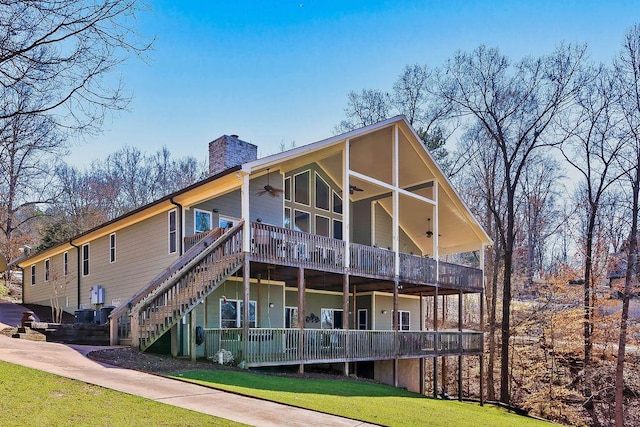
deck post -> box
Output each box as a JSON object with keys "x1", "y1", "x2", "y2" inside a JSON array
[
  {"x1": 242, "y1": 256, "x2": 250, "y2": 365},
  {"x1": 297, "y1": 267, "x2": 305, "y2": 374},
  {"x1": 420, "y1": 292, "x2": 425, "y2": 395},
  {"x1": 343, "y1": 273, "x2": 350, "y2": 376},
  {"x1": 170, "y1": 323, "x2": 178, "y2": 358},
  {"x1": 109, "y1": 316, "x2": 118, "y2": 346},
  {"x1": 189, "y1": 310, "x2": 196, "y2": 361},
  {"x1": 433, "y1": 285, "x2": 438, "y2": 397},
  {"x1": 458, "y1": 289, "x2": 463, "y2": 401},
  {"x1": 480, "y1": 289, "x2": 485, "y2": 406},
  {"x1": 393, "y1": 278, "x2": 399, "y2": 387}
]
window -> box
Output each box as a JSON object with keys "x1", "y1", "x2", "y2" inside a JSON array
[
  {"x1": 333, "y1": 219, "x2": 343, "y2": 240},
  {"x1": 321, "y1": 308, "x2": 344, "y2": 329},
  {"x1": 109, "y1": 233, "x2": 116, "y2": 263},
  {"x1": 315, "y1": 215, "x2": 330, "y2": 237},
  {"x1": 194, "y1": 208, "x2": 212, "y2": 233},
  {"x1": 284, "y1": 177, "x2": 291, "y2": 201},
  {"x1": 30, "y1": 265, "x2": 36, "y2": 286},
  {"x1": 333, "y1": 191, "x2": 342, "y2": 214},
  {"x1": 294, "y1": 210, "x2": 310, "y2": 233},
  {"x1": 168, "y1": 209, "x2": 177, "y2": 254},
  {"x1": 399, "y1": 310, "x2": 410, "y2": 331},
  {"x1": 82, "y1": 244, "x2": 90, "y2": 276},
  {"x1": 220, "y1": 299, "x2": 256, "y2": 328},
  {"x1": 285, "y1": 307, "x2": 298, "y2": 328},
  {"x1": 358, "y1": 309, "x2": 368, "y2": 330},
  {"x1": 284, "y1": 207, "x2": 291, "y2": 229},
  {"x1": 315, "y1": 173, "x2": 330, "y2": 211},
  {"x1": 63, "y1": 251, "x2": 68, "y2": 276},
  {"x1": 294, "y1": 170, "x2": 310, "y2": 205},
  {"x1": 44, "y1": 258, "x2": 50, "y2": 282},
  {"x1": 219, "y1": 216, "x2": 236, "y2": 230}
]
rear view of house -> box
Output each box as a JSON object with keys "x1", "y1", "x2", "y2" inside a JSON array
[{"x1": 20, "y1": 116, "x2": 491, "y2": 396}]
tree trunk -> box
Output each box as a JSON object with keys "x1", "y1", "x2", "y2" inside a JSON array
[{"x1": 500, "y1": 194, "x2": 515, "y2": 404}]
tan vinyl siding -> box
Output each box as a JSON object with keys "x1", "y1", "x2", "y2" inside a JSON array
[
  {"x1": 23, "y1": 249, "x2": 79, "y2": 313},
  {"x1": 373, "y1": 202, "x2": 421, "y2": 254},
  {"x1": 80, "y1": 211, "x2": 179, "y2": 308},
  {"x1": 372, "y1": 293, "x2": 421, "y2": 330},
  {"x1": 285, "y1": 289, "x2": 348, "y2": 328}
]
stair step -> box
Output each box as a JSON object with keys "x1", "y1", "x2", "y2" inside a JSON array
[{"x1": 119, "y1": 338, "x2": 133, "y2": 346}]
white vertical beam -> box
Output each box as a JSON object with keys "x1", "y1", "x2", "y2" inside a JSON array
[
  {"x1": 392, "y1": 125, "x2": 400, "y2": 276},
  {"x1": 241, "y1": 172, "x2": 250, "y2": 252},
  {"x1": 433, "y1": 181, "x2": 439, "y2": 263},
  {"x1": 343, "y1": 140, "x2": 350, "y2": 268}
]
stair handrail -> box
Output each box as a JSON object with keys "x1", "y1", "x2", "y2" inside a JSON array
[{"x1": 109, "y1": 224, "x2": 233, "y2": 321}]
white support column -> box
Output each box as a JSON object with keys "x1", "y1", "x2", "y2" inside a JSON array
[
  {"x1": 343, "y1": 140, "x2": 351, "y2": 268},
  {"x1": 241, "y1": 172, "x2": 251, "y2": 252},
  {"x1": 392, "y1": 125, "x2": 400, "y2": 276},
  {"x1": 433, "y1": 180, "x2": 440, "y2": 270}
]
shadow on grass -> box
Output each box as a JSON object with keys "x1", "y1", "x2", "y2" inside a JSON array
[{"x1": 171, "y1": 368, "x2": 432, "y2": 398}]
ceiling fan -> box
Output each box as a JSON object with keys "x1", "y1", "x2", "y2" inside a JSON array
[
  {"x1": 349, "y1": 184, "x2": 364, "y2": 195},
  {"x1": 257, "y1": 168, "x2": 284, "y2": 197}
]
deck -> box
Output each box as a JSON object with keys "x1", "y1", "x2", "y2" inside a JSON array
[{"x1": 205, "y1": 328, "x2": 483, "y2": 367}]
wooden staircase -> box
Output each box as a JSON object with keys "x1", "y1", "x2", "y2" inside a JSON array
[{"x1": 109, "y1": 222, "x2": 245, "y2": 351}]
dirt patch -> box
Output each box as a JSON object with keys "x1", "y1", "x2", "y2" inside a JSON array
[{"x1": 88, "y1": 347, "x2": 229, "y2": 373}]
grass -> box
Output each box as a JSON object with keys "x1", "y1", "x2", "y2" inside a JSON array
[
  {"x1": 171, "y1": 369, "x2": 554, "y2": 427},
  {"x1": 0, "y1": 361, "x2": 244, "y2": 427}
]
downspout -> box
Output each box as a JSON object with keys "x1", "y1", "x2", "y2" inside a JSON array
[
  {"x1": 20, "y1": 266, "x2": 24, "y2": 305},
  {"x1": 170, "y1": 197, "x2": 183, "y2": 256},
  {"x1": 69, "y1": 240, "x2": 81, "y2": 309}
]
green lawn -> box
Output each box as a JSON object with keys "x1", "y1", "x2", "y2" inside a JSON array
[
  {"x1": 172, "y1": 370, "x2": 554, "y2": 427},
  {"x1": 0, "y1": 361, "x2": 244, "y2": 427}
]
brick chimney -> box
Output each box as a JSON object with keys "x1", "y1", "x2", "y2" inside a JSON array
[{"x1": 208, "y1": 134, "x2": 258, "y2": 176}]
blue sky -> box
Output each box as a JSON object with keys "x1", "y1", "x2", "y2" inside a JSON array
[{"x1": 69, "y1": 0, "x2": 640, "y2": 167}]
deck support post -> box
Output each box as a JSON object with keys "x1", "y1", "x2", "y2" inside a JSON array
[
  {"x1": 433, "y1": 357, "x2": 438, "y2": 398},
  {"x1": 343, "y1": 273, "x2": 350, "y2": 376},
  {"x1": 480, "y1": 289, "x2": 485, "y2": 406},
  {"x1": 393, "y1": 278, "x2": 399, "y2": 388},
  {"x1": 433, "y1": 285, "x2": 438, "y2": 397},
  {"x1": 458, "y1": 289, "x2": 463, "y2": 401},
  {"x1": 130, "y1": 313, "x2": 139, "y2": 348},
  {"x1": 242, "y1": 256, "x2": 250, "y2": 365},
  {"x1": 420, "y1": 292, "x2": 425, "y2": 395},
  {"x1": 189, "y1": 310, "x2": 196, "y2": 361},
  {"x1": 170, "y1": 323, "x2": 178, "y2": 358},
  {"x1": 297, "y1": 267, "x2": 305, "y2": 374}
]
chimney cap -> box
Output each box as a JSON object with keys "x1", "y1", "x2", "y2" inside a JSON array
[{"x1": 230, "y1": 134, "x2": 239, "y2": 138}]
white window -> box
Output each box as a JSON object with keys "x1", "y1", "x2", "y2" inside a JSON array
[
  {"x1": 358, "y1": 309, "x2": 368, "y2": 330},
  {"x1": 284, "y1": 176, "x2": 291, "y2": 201},
  {"x1": 63, "y1": 251, "x2": 68, "y2": 276},
  {"x1": 333, "y1": 219, "x2": 343, "y2": 240},
  {"x1": 333, "y1": 191, "x2": 342, "y2": 214},
  {"x1": 109, "y1": 233, "x2": 116, "y2": 263},
  {"x1": 30, "y1": 265, "x2": 36, "y2": 286},
  {"x1": 294, "y1": 170, "x2": 310, "y2": 205},
  {"x1": 315, "y1": 215, "x2": 330, "y2": 237},
  {"x1": 315, "y1": 173, "x2": 330, "y2": 211},
  {"x1": 44, "y1": 258, "x2": 50, "y2": 282},
  {"x1": 82, "y1": 244, "x2": 90, "y2": 276},
  {"x1": 168, "y1": 209, "x2": 177, "y2": 254},
  {"x1": 194, "y1": 208, "x2": 212, "y2": 233},
  {"x1": 399, "y1": 310, "x2": 410, "y2": 331},
  {"x1": 219, "y1": 216, "x2": 237, "y2": 230},
  {"x1": 321, "y1": 308, "x2": 344, "y2": 329},
  {"x1": 294, "y1": 210, "x2": 310, "y2": 233},
  {"x1": 220, "y1": 299, "x2": 256, "y2": 328}
]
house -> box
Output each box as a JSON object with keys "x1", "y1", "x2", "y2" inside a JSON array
[{"x1": 19, "y1": 116, "x2": 491, "y2": 398}]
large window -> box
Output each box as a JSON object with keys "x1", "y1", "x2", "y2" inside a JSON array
[
  {"x1": 30, "y1": 265, "x2": 36, "y2": 286},
  {"x1": 109, "y1": 233, "x2": 116, "y2": 263},
  {"x1": 82, "y1": 244, "x2": 90, "y2": 276},
  {"x1": 321, "y1": 308, "x2": 343, "y2": 329},
  {"x1": 284, "y1": 176, "x2": 291, "y2": 201},
  {"x1": 285, "y1": 307, "x2": 298, "y2": 328},
  {"x1": 294, "y1": 210, "x2": 310, "y2": 233},
  {"x1": 315, "y1": 173, "x2": 330, "y2": 211},
  {"x1": 333, "y1": 191, "x2": 342, "y2": 214},
  {"x1": 220, "y1": 299, "x2": 256, "y2": 328},
  {"x1": 315, "y1": 215, "x2": 330, "y2": 237},
  {"x1": 294, "y1": 170, "x2": 310, "y2": 205},
  {"x1": 194, "y1": 209, "x2": 212, "y2": 233},
  {"x1": 44, "y1": 259, "x2": 50, "y2": 282},
  {"x1": 333, "y1": 219, "x2": 343, "y2": 240},
  {"x1": 284, "y1": 207, "x2": 291, "y2": 229},
  {"x1": 168, "y1": 209, "x2": 177, "y2": 254}
]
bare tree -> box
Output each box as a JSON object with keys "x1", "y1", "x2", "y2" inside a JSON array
[
  {"x1": 612, "y1": 23, "x2": 640, "y2": 427},
  {"x1": 334, "y1": 89, "x2": 391, "y2": 133},
  {"x1": 437, "y1": 44, "x2": 586, "y2": 403},
  {"x1": 0, "y1": 0, "x2": 151, "y2": 130},
  {"x1": 557, "y1": 64, "x2": 626, "y2": 389}
]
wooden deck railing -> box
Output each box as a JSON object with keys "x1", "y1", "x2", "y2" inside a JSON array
[
  {"x1": 349, "y1": 243, "x2": 395, "y2": 278},
  {"x1": 250, "y1": 222, "x2": 345, "y2": 272},
  {"x1": 399, "y1": 253, "x2": 437, "y2": 284},
  {"x1": 438, "y1": 261, "x2": 483, "y2": 291},
  {"x1": 205, "y1": 328, "x2": 483, "y2": 367}
]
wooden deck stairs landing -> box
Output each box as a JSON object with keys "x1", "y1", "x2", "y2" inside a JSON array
[{"x1": 109, "y1": 222, "x2": 245, "y2": 351}]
